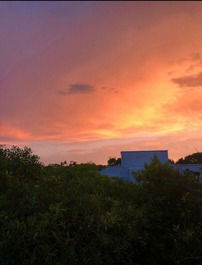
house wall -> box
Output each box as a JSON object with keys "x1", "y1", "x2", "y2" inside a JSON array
[
  {"x1": 100, "y1": 150, "x2": 202, "y2": 183},
  {"x1": 173, "y1": 164, "x2": 202, "y2": 181},
  {"x1": 100, "y1": 166, "x2": 131, "y2": 182},
  {"x1": 121, "y1": 150, "x2": 168, "y2": 168}
]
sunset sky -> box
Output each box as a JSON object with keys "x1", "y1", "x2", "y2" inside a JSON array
[{"x1": 1, "y1": 1, "x2": 202, "y2": 164}]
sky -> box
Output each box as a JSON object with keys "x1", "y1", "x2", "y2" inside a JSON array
[{"x1": 1, "y1": 1, "x2": 202, "y2": 164}]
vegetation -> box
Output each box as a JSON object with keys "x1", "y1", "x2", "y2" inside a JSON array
[
  {"x1": 176, "y1": 152, "x2": 202, "y2": 164},
  {"x1": 107, "y1": 157, "x2": 121, "y2": 166},
  {"x1": 0, "y1": 145, "x2": 202, "y2": 265}
]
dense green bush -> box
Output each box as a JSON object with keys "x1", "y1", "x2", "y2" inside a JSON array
[{"x1": 0, "y1": 146, "x2": 202, "y2": 265}]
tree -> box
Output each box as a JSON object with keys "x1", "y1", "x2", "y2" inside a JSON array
[
  {"x1": 176, "y1": 152, "x2": 202, "y2": 164},
  {"x1": 107, "y1": 157, "x2": 121, "y2": 166},
  {"x1": 168, "y1": 158, "x2": 175, "y2": 164},
  {"x1": 0, "y1": 145, "x2": 42, "y2": 178},
  {"x1": 1, "y1": 146, "x2": 202, "y2": 265},
  {"x1": 133, "y1": 157, "x2": 202, "y2": 264}
]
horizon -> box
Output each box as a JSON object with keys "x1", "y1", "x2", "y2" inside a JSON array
[
  {"x1": 1, "y1": 2, "x2": 202, "y2": 164},
  {"x1": 1, "y1": 145, "x2": 200, "y2": 166}
]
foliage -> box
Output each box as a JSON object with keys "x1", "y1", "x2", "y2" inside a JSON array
[
  {"x1": 133, "y1": 157, "x2": 202, "y2": 264},
  {"x1": 0, "y1": 146, "x2": 202, "y2": 265},
  {"x1": 107, "y1": 157, "x2": 121, "y2": 166},
  {"x1": 0, "y1": 145, "x2": 42, "y2": 179},
  {"x1": 176, "y1": 152, "x2": 202, "y2": 164},
  {"x1": 168, "y1": 158, "x2": 175, "y2": 164}
]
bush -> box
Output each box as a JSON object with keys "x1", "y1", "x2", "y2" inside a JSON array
[{"x1": 0, "y1": 147, "x2": 202, "y2": 265}]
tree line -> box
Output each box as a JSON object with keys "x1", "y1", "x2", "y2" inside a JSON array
[
  {"x1": 107, "y1": 152, "x2": 202, "y2": 166},
  {"x1": 0, "y1": 145, "x2": 202, "y2": 265}
]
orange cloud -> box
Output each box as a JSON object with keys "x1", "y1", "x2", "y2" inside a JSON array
[
  {"x1": 1, "y1": 2, "x2": 202, "y2": 163},
  {"x1": 0, "y1": 123, "x2": 30, "y2": 140}
]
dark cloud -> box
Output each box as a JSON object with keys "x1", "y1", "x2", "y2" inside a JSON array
[
  {"x1": 58, "y1": 84, "x2": 119, "y2": 95},
  {"x1": 59, "y1": 83, "x2": 95, "y2": 95},
  {"x1": 69, "y1": 83, "x2": 95, "y2": 94},
  {"x1": 172, "y1": 72, "x2": 202, "y2": 88},
  {"x1": 100, "y1": 86, "x2": 119, "y2": 93},
  {"x1": 58, "y1": 83, "x2": 95, "y2": 96}
]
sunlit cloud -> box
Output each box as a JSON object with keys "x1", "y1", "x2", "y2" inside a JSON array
[
  {"x1": 1, "y1": 1, "x2": 202, "y2": 163},
  {"x1": 0, "y1": 123, "x2": 30, "y2": 141}
]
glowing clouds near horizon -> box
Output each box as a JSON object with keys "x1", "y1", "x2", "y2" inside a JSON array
[{"x1": 1, "y1": 2, "x2": 202, "y2": 163}]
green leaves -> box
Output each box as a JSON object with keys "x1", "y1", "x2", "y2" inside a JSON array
[
  {"x1": 176, "y1": 152, "x2": 202, "y2": 164},
  {"x1": 0, "y1": 145, "x2": 42, "y2": 180},
  {"x1": 0, "y1": 146, "x2": 202, "y2": 264}
]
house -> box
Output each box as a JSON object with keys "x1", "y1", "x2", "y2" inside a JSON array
[{"x1": 100, "y1": 150, "x2": 202, "y2": 182}]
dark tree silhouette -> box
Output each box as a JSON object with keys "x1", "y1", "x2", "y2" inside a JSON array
[
  {"x1": 107, "y1": 157, "x2": 121, "y2": 166},
  {"x1": 176, "y1": 152, "x2": 202, "y2": 164}
]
